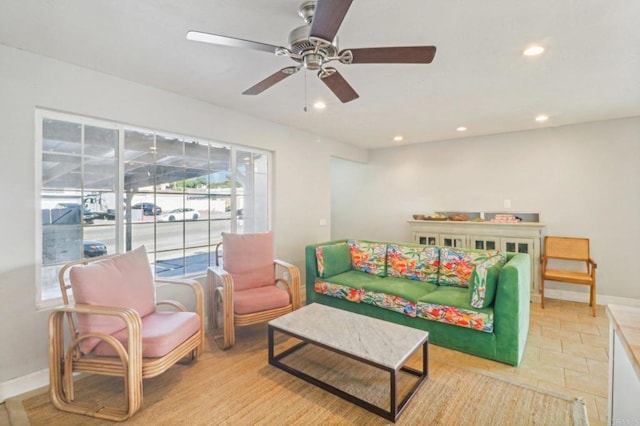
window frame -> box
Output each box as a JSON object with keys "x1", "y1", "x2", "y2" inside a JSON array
[{"x1": 35, "y1": 109, "x2": 272, "y2": 308}]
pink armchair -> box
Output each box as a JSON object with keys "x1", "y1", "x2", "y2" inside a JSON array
[
  {"x1": 48, "y1": 246, "x2": 204, "y2": 421},
  {"x1": 208, "y1": 232, "x2": 301, "y2": 349}
]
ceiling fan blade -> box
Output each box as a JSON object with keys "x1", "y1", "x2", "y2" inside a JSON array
[
  {"x1": 342, "y1": 46, "x2": 437, "y2": 64},
  {"x1": 309, "y1": 0, "x2": 354, "y2": 44},
  {"x1": 186, "y1": 30, "x2": 282, "y2": 55},
  {"x1": 242, "y1": 67, "x2": 300, "y2": 96},
  {"x1": 318, "y1": 68, "x2": 359, "y2": 103}
]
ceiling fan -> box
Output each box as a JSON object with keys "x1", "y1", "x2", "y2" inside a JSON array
[{"x1": 186, "y1": 0, "x2": 436, "y2": 103}]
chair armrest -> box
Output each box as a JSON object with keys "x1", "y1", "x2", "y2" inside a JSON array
[
  {"x1": 154, "y1": 278, "x2": 205, "y2": 316},
  {"x1": 207, "y1": 267, "x2": 235, "y2": 332},
  {"x1": 589, "y1": 258, "x2": 598, "y2": 268},
  {"x1": 154, "y1": 278, "x2": 205, "y2": 352},
  {"x1": 48, "y1": 304, "x2": 144, "y2": 405},
  {"x1": 49, "y1": 304, "x2": 143, "y2": 360},
  {"x1": 274, "y1": 259, "x2": 301, "y2": 309}
]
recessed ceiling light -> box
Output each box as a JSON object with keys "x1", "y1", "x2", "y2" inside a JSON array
[
  {"x1": 535, "y1": 114, "x2": 549, "y2": 122},
  {"x1": 393, "y1": 135, "x2": 404, "y2": 142},
  {"x1": 523, "y1": 45, "x2": 545, "y2": 56},
  {"x1": 313, "y1": 101, "x2": 326, "y2": 110},
  {"x1": 456, "y1": 127, "x2": 467, "y2": 132}
]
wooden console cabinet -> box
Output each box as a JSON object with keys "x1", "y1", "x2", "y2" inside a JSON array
[{"x1": 409, "y1": 212, "x2": 545, "y2": 298}]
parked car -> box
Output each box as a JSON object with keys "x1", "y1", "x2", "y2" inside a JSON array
[
  {"x1": 84, "y1": 241, "x2": 107, "y2": 258},
  {"x1": 157, "y1": 208, "x2": 200, "y2": 222},
  {"x1": 132, "y1": 202, "x2": 162, "y2": 216}
]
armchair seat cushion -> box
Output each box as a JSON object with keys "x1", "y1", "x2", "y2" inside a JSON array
[
  {"x1": 543, "y1": 269, "x2": 593, "y2": 284},
  {"x1": 94, "y1": 311, "x2": 201, "y2": 358},
  {"x1": 234, "y1": 286, "x2": 290, "y2": 315}
]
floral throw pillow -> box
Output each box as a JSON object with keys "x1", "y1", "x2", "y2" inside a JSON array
[
  {"x1": 387, "y1": 244, "x2": 440, "y2": 283},
  {"x1": 469, "y1": 254, "x2": 506, "y2": 308},
  {"x1": 438, "y1": 248, "x2": 500, "y2": 287},
  {"x1": 348, "y1": 240, "x2": 387, "y2": 277}
]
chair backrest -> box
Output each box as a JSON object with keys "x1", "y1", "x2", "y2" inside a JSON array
[
  {"x1": 544, "y1": 236, "x2": 590, "y2": 261},
  {"x1": 68, "y1": 245, "x2": 156, "y2": 353},
  {"x1": 221, "y1": 232, "x2": 275, "y2": 291}
]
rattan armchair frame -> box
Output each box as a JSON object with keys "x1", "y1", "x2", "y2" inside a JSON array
[
  {"x1": 48, "y1": 254, "x2": 205, "y2": 421},
  {"x1": 207, "y1": 259, "x2": 301, "y2": 350}
]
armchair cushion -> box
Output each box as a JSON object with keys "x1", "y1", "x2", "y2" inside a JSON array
[
  {"x1": 234, "y1": 286, "x2": 291, "y2": 315},
  {"x1": 69, "y1": 246, "x2": 156, "y2": 354},
  {"x1": 222, "y1": 232, "x2": 275, "y2": 291},
  {"x1": 93, "y1": 311, "x2": 201, "y2": 358}
]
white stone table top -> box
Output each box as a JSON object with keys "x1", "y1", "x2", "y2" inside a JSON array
[{"x1": 269, "y1": 303, "x2": 428, "y2": 370}]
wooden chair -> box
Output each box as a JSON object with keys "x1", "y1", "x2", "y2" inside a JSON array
[
  {"x1": 207, "y1": 232, "x2": 301, "y2": 349},
  {"x1": 541, "y1": 236, "x2": 597, "y2": 316},
  {"x1": 48, "y1": 246, "x2": 205, "y2": 421}
]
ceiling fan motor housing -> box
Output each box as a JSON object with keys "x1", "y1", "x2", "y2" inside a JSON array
[{"x1": 288, "y1": 24, "x2": 338, "y2": 70}]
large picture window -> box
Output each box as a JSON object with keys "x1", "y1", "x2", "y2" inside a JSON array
[{"x1": 37, "y1": 110, "x2": 270, "y2": 304}]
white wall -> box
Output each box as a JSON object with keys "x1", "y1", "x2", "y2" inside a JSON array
[
  {"x1": 331, "y1": 117, "x2": 640, "y2": 300},
  {"x1": 0, "y1": 44, "x2": 367, "y2": 392}
]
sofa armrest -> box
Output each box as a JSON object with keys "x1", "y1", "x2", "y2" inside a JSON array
[{"x1": 493, "y1": 253, "x2": 531, "y2": 364}]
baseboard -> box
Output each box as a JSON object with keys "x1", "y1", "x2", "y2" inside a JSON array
[
  {"x1": 543, "y1": 289, "x2": 640, "y2": 307},
  {"x1": 0, "y1": 368, "x2": 49, "y2": 403}
]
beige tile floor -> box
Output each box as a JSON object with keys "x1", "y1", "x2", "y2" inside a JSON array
[
  {"x1": 429, "y1": 298, "x2": 610, "y2": 426},
  {"x1": 0, "y1": 298, "x2": 610, "y2": 425}
]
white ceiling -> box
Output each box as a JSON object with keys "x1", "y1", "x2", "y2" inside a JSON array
[{"x1": 1, "y1": 0, "x2": 639, "y2": 149}]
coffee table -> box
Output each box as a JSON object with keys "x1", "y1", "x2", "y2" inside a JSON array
[{"x1": 268, "y1": 303, "x2": 429, "y2": 422}]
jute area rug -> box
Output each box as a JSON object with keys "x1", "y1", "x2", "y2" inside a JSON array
[{"x1": 8, "y1": 324, "x2": 588, "y2": 425}]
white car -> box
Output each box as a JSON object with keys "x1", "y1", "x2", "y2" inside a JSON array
[{"x1": 157, "y1": 208, "x2": 200, "y2": 222}]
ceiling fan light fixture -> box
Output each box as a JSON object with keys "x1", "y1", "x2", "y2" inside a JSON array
[
  {"x1": 456, "y1": 126, "x2": 467, "y2": 132},
  {"x1": 523, "y1": 45, "x2": 545, "y2": 56},
  {"x1": 393, "y1": 135, "x2": 404, "y2": 142},
  {"x1": 535, "y1": 114, "x2": 549, "y2": 122}
]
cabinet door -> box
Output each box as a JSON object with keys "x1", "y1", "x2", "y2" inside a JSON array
[
  {"x1": 470, "y1": 235, "x2": 500, "y2": 251},
  {"x1": 439, "y1": 233, "x2": 467, "y2": 248},
  {"x1": 501, "y1": 238, "x2": 533, "y2": 255},
  {"x1": 415, "y1": 232, "x2": 438, "y2": 245}
]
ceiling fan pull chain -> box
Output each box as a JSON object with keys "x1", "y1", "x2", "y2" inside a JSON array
[{"x1": 304, "y1": 70, "x2": 308, "y2": 112}]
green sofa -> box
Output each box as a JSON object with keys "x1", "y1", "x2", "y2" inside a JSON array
[{"x1": 305, "y1": 239, "x2": 530, "y2": 366}]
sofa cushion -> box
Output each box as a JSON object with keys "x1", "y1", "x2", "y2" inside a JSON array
[
  {"x1": 417, "y1": 286, "x2": 494, "y2": 332},
  {"x1": 469, "y1": 254, "x2": 506, "y2": 308},
  {"x1": 387, "y1": 244, "x2": 440, "y2": 284},
  {"x1": 93, "y1": 311, "x2": 200, "y2": 358},
  {"x1": 316, "y1": 242, "x2": 351, "y2": 278},
  {"x1": 323, "y1": 270, "x2": 383, "y2": 288},
  {"x1": 361, "y1": 277, "x2": 438, "y2": 317},
  {"x1": 348, "y1": 240, "x2": 387, "y2": 277},
  {"x1": 314, "y1": 280, "x2": 362, "y2": 302},
  {"x1": 222, "y1": 232, "x2": 275, "y2": 291},
  {"x1": 438, "y1": 248, "x2": 500, "y2": 287},
  {"x1": 70, "y1": 245, "x2": 156, "y2": 354}
]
